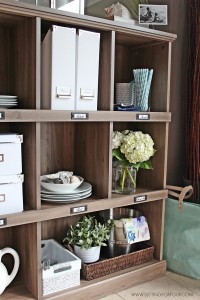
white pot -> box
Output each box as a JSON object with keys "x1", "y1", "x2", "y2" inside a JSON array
[{"x1": 74, "y1": 245, "x2": 100, "y2": 263}]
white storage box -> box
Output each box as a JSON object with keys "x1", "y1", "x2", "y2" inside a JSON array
[
  {"x1": 0, "y1": 133, "x2": 23, "y2": 175},
  {"x1": 41, "y1": 25, "x2": 100, "y2": 111},
  {"x1": 41, "y1": 239, "x2": 81, "y2": 296},
  {"x1": 0, "y1": 174, "x2": 24, "y2": 215}
]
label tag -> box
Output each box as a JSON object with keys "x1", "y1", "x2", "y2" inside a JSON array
[
  {"x1": 71, "y1": 113, "x2": 89, "y2": 120},
  {"x1": 56, "y1": 86, "x2": 71, "y2": 98},
  {"x1": 134, "y1": 195, "x2": 147, "y2": 203},
  {"x1": 136, "y1": 114, "x2": 150, "y2": 120},
  {"x1": 0, "y1": 112, "x2": 5, "y2": 120},
  {"x1": 0, "y1": 218, "x2": 7, "y2": 226},
  {"x1": 70, "y1": 205, "x2": 87, "y2": 214}
]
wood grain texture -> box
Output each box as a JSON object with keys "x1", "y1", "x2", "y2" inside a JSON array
[
  {"x1": 40, "y1": 122, "x2": 75, "y2": 175},
  {"x1": 74, "y1": 122, "x2": 110, "y2": 198},
  {"x1": 0, "y1": 260, "x2": 166, "y2": 300},
  {"x1": 13, "y1": 223, "x2": 40, "y2": 299},
  {"x1": 98, "y1": 31, "x2": 114, "y2": 110},
  {"x1": 136, "y1": 200, "x2": 165, "y2": 260},
  {"x1": 14, "y1": 17, "x2": 37, "y2": 109},
  {"x1": 0, "y1": 189, "x2": 168, "y2": 228},
  {"x1": 2, "y1": 110, "x2": 171, "y2": 122}
]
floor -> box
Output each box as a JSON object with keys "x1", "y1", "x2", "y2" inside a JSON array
[{"x1": 99, "y1": 271, "x2": 200, "y2": 300}]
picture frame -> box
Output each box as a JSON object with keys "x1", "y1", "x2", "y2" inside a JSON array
[{"x1": 139, "y1": 5, "x2": 168, "y2": 25}]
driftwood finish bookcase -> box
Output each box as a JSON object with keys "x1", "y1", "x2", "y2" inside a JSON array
[{"x1": 0, "y1": 1, "x2": 176, "y2": 299}]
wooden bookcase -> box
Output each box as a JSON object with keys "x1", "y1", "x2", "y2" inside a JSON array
[{"x1": 0, "y1": 1, "x2": 176, "y2": 299}]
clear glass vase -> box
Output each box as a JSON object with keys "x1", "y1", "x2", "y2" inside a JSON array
[{"x1": 112, "y1": 162, "x2": 136, "y2": 194}]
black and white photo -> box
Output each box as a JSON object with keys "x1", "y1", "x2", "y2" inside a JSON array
[{"x1": 139, "y1": 5, "x2": 168, "y2": 25}]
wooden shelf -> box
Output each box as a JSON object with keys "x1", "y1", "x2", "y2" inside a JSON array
[
  {"x1": 0, "y1": 110, "x2": 171, "y2": 122},
  {"x1": 0, "y1": 189, "x2": 168, "y2": 228},
  {"x1": 1, "y1": 260, "x2": 166, "y2": 300}
]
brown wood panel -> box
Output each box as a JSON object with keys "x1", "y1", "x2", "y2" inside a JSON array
[
  {"x1": 115, "y1": 45, "x2": 133, "y2": 84},
  {"x1": 98, "y1": 31, "x2": 114, "y2": 110},
  {"x1": 14, "y1": 17, "x2": 37, "y2": 109},
  {"x1": 0, "y1": 26, "x2": 11, "y2": 94},
  {"x1": 74, "y1": 122, "x2": 110, "y2": 198},
  {"x1": 41, "y1": 215, "x2": 81, "y2": 243},
  {"x1": 0, "y1": 189, "x2": 168, "y2": 228},
  {"x1": 130, "y1": 42, "x2": 169, "y2": 112},
  {"x1": 1, "y1": 110, "x2": 171, "y2": 122},
  {"x1": 137, "y1": 199, "x2": 165, "y2": 260},
  {"x1": 40, "y1": 122, "x2": 75, "y2": 175},
  {"x1": 14, "y1": 223, "x2": 40, "y2": 299}
]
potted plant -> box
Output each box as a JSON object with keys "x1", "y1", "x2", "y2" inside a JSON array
[{"x1": 63, "y1": 215, "x2": 115, "y2": 263}]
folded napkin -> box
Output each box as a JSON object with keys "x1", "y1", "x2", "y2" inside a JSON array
[{"x1": 122, "y1": 216, "x2": 150, "y2": 244}]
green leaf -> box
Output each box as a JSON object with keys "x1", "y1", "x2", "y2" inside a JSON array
[
  {"x1": 112, "y1": 149, "x2": 127, "y2": 162},
  {"x1": 140, "y1": 160, "x2": 153, "y2": 169}
]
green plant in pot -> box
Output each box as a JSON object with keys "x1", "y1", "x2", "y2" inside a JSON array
[{"x1": 63, "y1": 215, "x2": 115, "y2": 263}]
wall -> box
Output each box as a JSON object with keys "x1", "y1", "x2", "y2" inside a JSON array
[
  {"x1": 85, "y1": 0, "x2": 188, "y2": 186},
  {"x1": 148, "y1": 0, "x2": 188, "y2": 186}
]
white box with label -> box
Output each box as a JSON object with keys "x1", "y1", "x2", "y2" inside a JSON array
[
  {"x1": 41, "y1": 26, "x2": 100, "y2": 111},
  {"x1": 41, "y1": 25, "x2": 76, "y2": 110},
  {"x1": 0, "y1": 133, "x2": 23, "y2": 175},
  {"x1": 0, "y1": 174, "x2": 24, "y2": 215},
  {"x1": 75, "y1": 29, "x2": 100, "y2": 111}
]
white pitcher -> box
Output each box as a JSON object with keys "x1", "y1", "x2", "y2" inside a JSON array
[{"x1": 0, "y1": 247, "x2": 20, "y2": 295}]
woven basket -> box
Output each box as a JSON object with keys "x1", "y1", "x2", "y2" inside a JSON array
[{"x1": 81, "y1": 242, "x2": 154, "y2": 280}]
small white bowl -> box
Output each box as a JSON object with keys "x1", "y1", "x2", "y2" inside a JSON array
[{"x1": 40, "y1": 175, "x2": 84, "y2": 193}]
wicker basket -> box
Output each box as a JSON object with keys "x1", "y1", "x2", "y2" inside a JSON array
[{"x1": 81, "y1": 242, "x2": 154, "y2": 280}]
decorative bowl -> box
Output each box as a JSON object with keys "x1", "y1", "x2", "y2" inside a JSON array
[{"x1": 40, "y1": 175, "x2": 84, "y2": 193}]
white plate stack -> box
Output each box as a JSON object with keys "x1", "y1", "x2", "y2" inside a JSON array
[
  {"x1": 41, "y1": 182, "x2": 92, "y2": 204},
  {"x1": 0, "y1": 95, "x2": 18, "y2": 108}
]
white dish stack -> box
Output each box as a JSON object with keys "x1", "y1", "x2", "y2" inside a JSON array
[
  {"x1": 0, "y1": 95, "x2": 18, "y2": 109},
  {"x1": 40, "y1": 182, "x2": 92, "y2": 203},
  {"x1": 0, "y1": 133, "x2": 24, "y2": 215}
]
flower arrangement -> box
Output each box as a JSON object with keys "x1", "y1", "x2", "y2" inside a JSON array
[
  {"x1": 113, "y1": 130, "x2": 155, "y2": 169},
  {"x1": 112, "y1": 130, "x2": 156, "y2": 193}
]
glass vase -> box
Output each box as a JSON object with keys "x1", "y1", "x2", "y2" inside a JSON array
[{"x1": 112, "y1": 162, "x2": 137, "y2": 194}]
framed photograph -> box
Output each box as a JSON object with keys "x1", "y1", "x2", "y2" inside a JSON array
[{"x1": 139, "y1": 5, "x2": 168, "y2": 25}]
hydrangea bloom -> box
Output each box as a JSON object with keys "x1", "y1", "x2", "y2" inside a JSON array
[
  {"x1": 112, "y1": 130, "x2": 156, "y2": 170},
  {"x1": 112, "y1": 131, "x2": 124, "y2": 149},
  {"x1": 120, "y1": 131, "x2": 155, "y2": 163}
]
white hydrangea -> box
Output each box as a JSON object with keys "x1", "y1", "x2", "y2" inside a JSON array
[
  {"x1": 120, "y1": 131, "x2": 155, "y2": 163},
  {"x1": 112, "y1": 131, "x2": 124, "y2": 149}
]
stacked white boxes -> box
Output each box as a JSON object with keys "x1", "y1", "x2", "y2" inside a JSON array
[
  {"x1": 0, "y1": 133, "x2": 24, "y2": 215},
  {"x1": 41, "y1": 25, "x2": 100, "y2": 111}
]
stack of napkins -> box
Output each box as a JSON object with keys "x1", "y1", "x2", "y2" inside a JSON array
[{"x1": 122, "y1": 216, "x2": 150, "y2": 244}]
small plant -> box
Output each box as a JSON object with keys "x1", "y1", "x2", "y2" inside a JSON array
[{"x1": 63, "y1": 215, "x2": 115, "y2": 250}]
